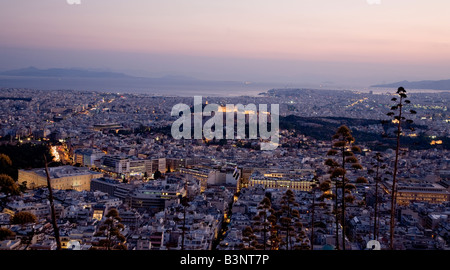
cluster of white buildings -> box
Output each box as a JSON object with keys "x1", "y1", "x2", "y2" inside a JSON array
[{"x1": 0, "y1": 88, "x2": 449, "y2": 250}]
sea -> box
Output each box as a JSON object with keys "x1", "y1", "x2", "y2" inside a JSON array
[{"x1": 0, "y1": 75, "x2": 448, "y2": 97}]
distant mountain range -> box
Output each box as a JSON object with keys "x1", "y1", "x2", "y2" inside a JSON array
[
  {"x1": 371, "y1": 79, "x2": 450, "y2": 90},
  {"x1": 0, "y1": 66, "x2": 132, "y2": 78},
  {"x1": 0, "y1": 67, "x2": 277, "y2": 96}
]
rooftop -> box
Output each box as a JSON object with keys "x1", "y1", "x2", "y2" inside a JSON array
[{"x1": 23, "y1": 165, "x2": 102, "y2": 179}]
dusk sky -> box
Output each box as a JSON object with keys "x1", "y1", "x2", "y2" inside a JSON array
[{"x1": 1, "y1": 0, "x2": 450, "y2": 88}]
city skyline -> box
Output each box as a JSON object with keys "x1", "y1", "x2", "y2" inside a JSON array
[
  {"x1": 0, "y1": 87, "x2": 448, "y2": 253},
  {"x1": 0, "y1": 0, "x2": 449, "y2": 256},
  {"x1": 1, "y1": 1, "x2": 450, "y2": 88}
]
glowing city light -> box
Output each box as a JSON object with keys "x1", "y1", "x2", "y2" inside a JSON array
[{"x1": 51, "y1": 146, "x2": 61, "y2": 162}]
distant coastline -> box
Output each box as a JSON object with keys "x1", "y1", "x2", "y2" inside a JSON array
[
  {"x1": 371, "y1": 79, "x2": 450, "y2": 91},
  {"x1": 1, "y1": 67, "x2": 450, "y2": 97}
]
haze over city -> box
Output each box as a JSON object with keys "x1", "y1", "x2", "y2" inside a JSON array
[{"x1": 2, "y1": 0, "x2": 450, "y2": 90}]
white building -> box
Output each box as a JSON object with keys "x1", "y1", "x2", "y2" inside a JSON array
[{"x1": 74, "y1": 148, "x2": 105, "y2": 167}]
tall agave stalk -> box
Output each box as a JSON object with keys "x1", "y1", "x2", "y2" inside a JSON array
[
  {"x1": 385, "y1": 87, "x2": 416, "y2": 250},
  {"x1": 325, "y1": 125, "x2": 364, "y2": 250},
  {"x1": 367, "y1": 152, "x2": 387, "y2": 241},
  {"x1": 43, "y1": 155, "x2": 62, "y2": 250}
]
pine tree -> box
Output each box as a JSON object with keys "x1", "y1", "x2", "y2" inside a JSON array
[{"x1": 96, "y1": 209, "x2": 126, "y2": 250}]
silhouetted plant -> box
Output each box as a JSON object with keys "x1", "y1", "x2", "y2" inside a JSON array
[
  {"x1": 252, "y1": 196, "x2": 274, "y2": 250},
  {"x1": 44, "y1": 155, "x2": 62, "y2": 250},
  {"x1": 325, "y1": 125, "x2": 365, "y2": 250},
  {"x1": 317, "y1": 178, "x2": 339, "y2": 248},
  {"x1": 0, "y1": 154, "x2": 22, "y2": 206},
  {"x1": 10, "y1": 211, "x2": 37, "y2": 225},
  {"x1": 385, "y1": 87, "x2": 416, "y2": 250},
  {"x1": 153, "y1": 169, "x2": 162, "y2": 180},
  {"x1": 309, "y1": 176, "x2": 320, "y2": 250},
  {"x1": 241, "y1": 226, "x2": 257, "y2": 250},
  {"x1": 10, "y1": 211, "x2": 37, "y2": 249},
  {"x1": 367, "y1": 152, "x2": 388, "y2": 241},
  {"x1": 0, "y1": 174, "x2": 21, "y2": 200},
  {"x1": 96, "y1": 209, "x2": 126, "y2": 250},
  {"x1": 0, "y1": 228, "x2": 15, "y2": 241},
  {"x1": 274, "y1": 189, "x2": 310, "y2": 250},
  {"x1": 180, "y1": 196, "x2": 190, "y2": 250},
  {"x1": 267, "y1": 208, "x2": 281, "y2": 250}
]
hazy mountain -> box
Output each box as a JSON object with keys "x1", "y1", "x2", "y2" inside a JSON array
[
  {"x1": 0, "y1": 67, "x2": 279, "y2": 96},
  {"x1": 371, "y1": 79, "x2": 450, "y2": 90},
  {"x1": 0, "y1": 66, "x2": 132, "y2": 78}
]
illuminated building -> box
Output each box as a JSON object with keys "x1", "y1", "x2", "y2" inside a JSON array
[
  {"x1": 129, "y1": 189, "x2": 177, "y2": 210},
  {"x1": 384, "y1": 181, "x2": 450, "y2": 206},
  {"x1": 166, "y1": 157, "x2": 186, "y2": 171},
  {"x1": 92, "y1": 123, "x2": 122, "y2": 131},
  {"x1": 74, "y1": 148, "x2": 105, "y2": 167},
  {"x1": 248, "y1": 169, "x2": 315, "y2": 191},
  {"x1": 151, "y1": 158, "x2": 166, "y2": 174},
  {"x1": 90, "y1": 177, "x2": 121, "y2": 196},
  {"x1": 91, "y1": 177, "x2": 185, "y2": 211},
  {"x1": 99, "y1": 155, "x2": 153, "y2": 178},
  {"x1": 179, "y1": 168, "x2": 213, "y2": 192},
  {"x1": 18, "y1": 165, "x2": 103, "y2": 191},
  {"x1": 6, "y1": 200, "x2": 64, "y2": 220},
  {"x1": 128, "y1": 179, "x2": 185, "y2": 211},
  {"x1": 92, "y1": 204, "x2": 106, "y2": 221}
]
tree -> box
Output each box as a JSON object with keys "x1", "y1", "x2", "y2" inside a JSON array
[
  {"x1": 309, "y1": 176, "x2": 322, "y2": 250},
  {"x1": 317, "y1": 178, "x2": 338, "y2": 248},
  {"x1": 385, "y1": 87, "x2": 416, "y2": 250},
  {"x1": 252, "y1": 196, "x2": 274, "y2": 250},
  {"x1": 241, "y1": 196, "x2": 276, "y2": 251},
  {"x1": 0, "y1": 153, "x2": 12, "y2": 175},
  {"x1": 0, "y1": 174, "x2": 21, "y2": 198},
  {"x1": 96, "y1": 209, "x2": 126, "y2": 250},
  {"x1": 10, "y1": 211, "x2": 37, "y2": 249},
  {"x1": 325, "y1": 125, "x2": 364, "y2": 250},
  {"x1": 10, "y1": 211, "x2": 37, "y2": 225},
  {"x1": 0, "y1": 153, "x2": 18, "y2": 181},
  {"x1": 278, "y1": 189, "x2": 301, "y2": 250},
  {"x1": 0, "y1": 153, "x2": 21, "y2": 205},
  {"x1": 367, "y1": 152, "x2": 388, "y2": 241},
  {"x1": 0, "y1": 228, "x2": 15, "y2": 241},
  {"x1": 180, "y1": 196, "x2": 189, "y2": 250},
  {"x1": 0, "y1": 144, "x2": 56, "y2": 180},
  {"x1": 153, "y1": 169, "x2": 162, "y2": 180},
  {"x1": 241, "y1": 226, "x2": 257, "y2": 250},
  {"x1": 267, "y1": 208, "x2": 281, "y2": 250}
]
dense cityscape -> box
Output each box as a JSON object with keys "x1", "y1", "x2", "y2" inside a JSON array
[{"x1": 0, "y1": 87, "x2": 448, "y2": 251}]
